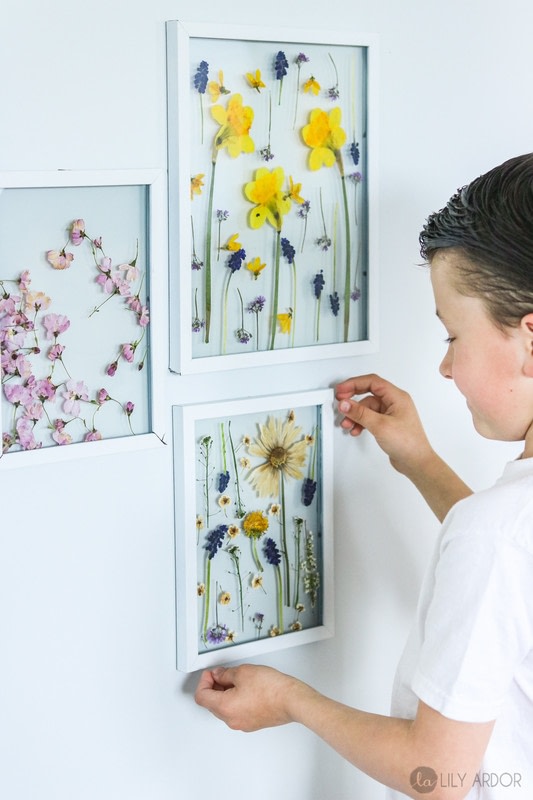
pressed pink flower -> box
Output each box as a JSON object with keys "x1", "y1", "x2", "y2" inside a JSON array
[
  {"x1": 93, "y1": 237, "x2": 102, "y2": 249},
  {"x1": 16, "y1": 417, "x2": 39, "y2": 450},
  {"x1": 52, "y1": 427, "x2": 72, "y2": 445},
  {"x1": 121, "y1": 262, "x2": 139, "y2": 282},
  {"x1": 70, "y1": 219, "x2": 85, "y2": 245},
  {"x1": 106, "y1": 360, "x2": 118, "y2": 377},
  {"x1": 126, "y1": 295, "x2": 142, "y2": 313},
  {"x1": 124, "y1": 401, "x2": 134, "y2": 416},
  {"x1": 96, "y1": 273, "x2": 115, "y2": 293},
  {"x1": 62, "y1": 379, "x2": 89, "y2": 416},
  {"x1": 43, "y1": 313, "x2": 70, "y2": 340},
  {"x1": 112, "y1": 274, "x2": 131, "y2": 297},
  {"x1": 84, "y1": 430, "x2": 103, "y2": 442},
  {"x1": 12, "y1": 353, "x2": 32, "y2": 379},
  {"x1": 23, "y1": 402, "x2": 44, "y2": 422},
  {"x1": 19, "y1": 270, "x2": 31, "y2": 292},
  {"x1": 4, "y1": 383, "x2": 32, "y2": 407},
  {"x1": 97, "y1": 388, "x2": 110, "y2": 404},
  {"x1": 0, "y1": 295, "x2": 19, "y2": 315},
  {"x1": 47, "y1": 249, "x2": 74, "y2": 270},
  {"x1": 138, "y1": 306, "x2": 149, "y2": 327},
  {"x1": 121, "y1": 343, "x2": 135, "y2": 362},
  {"x1": 34, "y1": 378, "x2": 56, "y2": 402},
  {"x1": 25, "y1": 291, "x2": 51, "y2": 312},
  {"x1": 99, "y1": 256, "x2": 112, "y2": 273},
  {"x1": 48, "y1": 343, "x2": 65, "y2": 361}
]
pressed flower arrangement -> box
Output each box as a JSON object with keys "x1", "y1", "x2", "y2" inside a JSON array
[
  {"x1": 0, "y1": 172, "x2": 165, "y2": 461},
  {"x1": 172, "y1": 389, "x2": 334, "y2": 671},
  {"x1": 167, "y1": 22, "x2": 376, "y2": 373}
]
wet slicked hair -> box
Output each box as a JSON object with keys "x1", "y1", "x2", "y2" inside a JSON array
[{"x1": 419, "y1": 153, "x2": 533, "y2": 328}]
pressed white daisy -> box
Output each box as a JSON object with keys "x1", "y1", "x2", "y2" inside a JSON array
[{"x1": 248, "y1": 415, "x2": 307, "y2": 497}]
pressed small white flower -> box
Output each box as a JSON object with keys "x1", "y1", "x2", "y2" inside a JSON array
[{"x1": 218, "y1": 494, "x2": 232, "y2": 508}]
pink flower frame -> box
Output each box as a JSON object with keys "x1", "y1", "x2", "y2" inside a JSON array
[{"x1": 0, "y1": 169, "x2": 167, "y2": 468}]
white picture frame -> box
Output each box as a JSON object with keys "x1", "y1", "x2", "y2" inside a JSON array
[
  {"x1": 166, "y1": 20, "x2": 378, "y2": 374},
  {"x1": 172, "y1": 388, "x2": 334, "y2": 672},
  {"x1": 0, "y1": 169, "x2": 167, "y2": 468}
]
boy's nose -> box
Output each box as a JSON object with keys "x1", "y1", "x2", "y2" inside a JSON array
[{"x1": 439, "y1": 349, "x2": 453, "y2": 380}]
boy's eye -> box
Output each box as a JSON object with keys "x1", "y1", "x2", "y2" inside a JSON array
[{"x1": 444, "y1": 336, "x2": 456, "y2": 345}]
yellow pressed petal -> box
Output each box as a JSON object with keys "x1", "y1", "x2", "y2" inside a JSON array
[
  {"x1": 211, "y1": 104, "x2": 228, "y2": 125},
  {"x1": 277, "y1": 313, "x2": 292, "y2": 333},
  {"x1": 248, "y1": 205, "x2": 268, "y2": 229},
  {"x1": 309, "y1": 147, "x2": 336, "y2": 171}
]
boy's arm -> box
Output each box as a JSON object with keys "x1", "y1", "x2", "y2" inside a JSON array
[
  {"x1": 335, "y1": 374, "x2": 472, "y2": 522},
  {"x1": 195, "y1": 665, "x2": 494, "y2": 800}
]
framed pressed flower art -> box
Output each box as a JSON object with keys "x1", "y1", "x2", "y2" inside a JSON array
[
  {"x1": 166, "y1": 21, "x2": 378, "y2": 374},
  {"x1": 172, "y1": 388, "x2": 334, "y2": 672},
  {"x1": 0, "y1": 169, "x2": 167, "y2": 468}
]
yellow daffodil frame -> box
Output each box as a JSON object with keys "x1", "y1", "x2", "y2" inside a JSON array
[
  {"x1": 0, "y1": 169, "x2": 168, "y2": 469},
  {"x1": 172, "y1": 388, "x2": 334, "y2": 672},
  {"x1": 166, "y1": 21, "x2": 378, "y2": 374}
]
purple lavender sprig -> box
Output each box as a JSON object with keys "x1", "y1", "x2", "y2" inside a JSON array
[
  {"x1": 193, "y1": 61, "x2": 209, "y2": 143},
  {"x1": 274, "y1": 51, "x2": 289, "y2": 105},
  {"x1": 264, "y1": 537, "x2": 283, "y2": 632}
]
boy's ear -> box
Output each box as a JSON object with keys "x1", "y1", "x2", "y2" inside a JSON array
[{"x1": 521, "y1": 314, "x2": 533, "y2": 377}]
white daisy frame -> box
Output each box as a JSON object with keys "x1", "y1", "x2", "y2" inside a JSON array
[
  {"x1": 173, "y1": 388, "x2": 334, "y2": 672},
  {"x1": 166, "y1": 20, "x2": 379, "y2": 374},
  {"x1": 0, "y1": 169, "x2": 168, "y2": 468}
]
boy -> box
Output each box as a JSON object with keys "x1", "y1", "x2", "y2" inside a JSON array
[{"x1": 195, "y1": 154, "x2": 533, "y2": 799}]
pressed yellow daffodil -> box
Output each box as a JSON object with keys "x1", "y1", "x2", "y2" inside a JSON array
[
  {"x1": 303, "y1": 76, "x2": 321, "y2": 96},
  {"x1": 207, "y1": 70, "x2": 230, "y2": 103},
  {"x1": 277, "y1": 310, "x2": 293, "y2": 334},
  {"x1": 244, "y1": 166, "x2": 292, "y2": 231},
  {"x1": 301, "y1": 107, "x2": 347, "y2": 171},
  {"x1": 286, "y1": 175, "x2": 305, "y2": 205},
  {"x1": 246, "y1": 256, "x2": 266, "y2": 279},
  {"x1": 190, "y1": 173, "x2": 205, "y2": 199},
  {"x1": 246, "y1": 69, "x2": 266, "y2": 92},
  {"x1": 223, "y1": 233, "x2": 242, "y2": 252},
  {"x1": 211, "y1": 94, "x2": 254, "y2": 159}
]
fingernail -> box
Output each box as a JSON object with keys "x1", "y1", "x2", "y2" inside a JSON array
[{"x1": 339, "y1": 401, "x2": 350, "y2": 413}]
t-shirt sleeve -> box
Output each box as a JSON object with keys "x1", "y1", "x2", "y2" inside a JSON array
[{"x1": 411, "y1": 519, "x2": 533, "y2": 722}]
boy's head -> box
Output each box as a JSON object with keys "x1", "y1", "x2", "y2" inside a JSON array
[{"x1": 419, "y1": 153, "x2": 533, "y2": 330}]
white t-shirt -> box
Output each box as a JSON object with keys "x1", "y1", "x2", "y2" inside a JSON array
[{"x1": 386, "y1": 458, "x2": 533, "y2": 799}]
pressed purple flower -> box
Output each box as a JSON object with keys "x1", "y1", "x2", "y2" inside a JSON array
[
  {"x1": 236, "y1": 327, "x2": 252, "y2": 344},
  {"x1": 302, "y1": 477, "x2": 317, "y2": 506},
  {"x1": 191, "y1": 254, "x2": 203, "y2": 270},
  {"x1": 295, "y1": 52, "x2": 310, "y2": 65},
  {"x1": 227, "y1": 248, "x2": 246, "y2": 273},
  {"x1": 263, "y1": 537, "x2": 281, "y2": 566},
  {"x1": 259, "y1": 146, "x2": 275, "y2": 162},
  {"x1": 192, "y1": 316, "x2": 205, "y2": 333},
  {"x1": 205, "y1": 524, "x2": 228, "y2": 559},
  {"x1": 274, "y1": 51, "x2": 289, "y2": 80},
  {"x1": 193, "y1": 61, "x2": 209, "y2": 93},
  {"x1": 281, "y1": 237, "x2": 295, "y2": 264},
  {"x1": 216, "y1": 209, "x2": 229, "y2": 222},
  {"x1": 217, "y1": 470, "x2": 230, "y2": 493},
  {"x1": 297, "y1": 200, "x2": 310, "y2": 219},
  {"x1": 247, "y1": 296, "x2": 266, "y2": 314},
  {"x1": 327, "y1": 85, "x2": 340, "y2": 101},
  {"x1": 329, "y1": 291, "x2": 340, "y2": 316},
  {"x1": 316, "y1": 235, "x2": 332, "y2": 251},
  {"x1": 351, "y1": 288, "x2": 362, "y2": 302},
  {"x1": 313, "y1": 270, "x2": 325, "y2": 299},
  {"x1": 349, "y1": 141, "x2": 360, "y2": 165},
  {"x1": 206, "y1": 623, "x2": 229, "y2": 644},
  {"x1": 348, "y1": 171, "x2": 363, "y2": 184}
]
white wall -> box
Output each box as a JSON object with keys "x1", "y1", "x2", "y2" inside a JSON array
[{"x1": 0, "y1": 1, "x2": 529, "y2": 798}]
